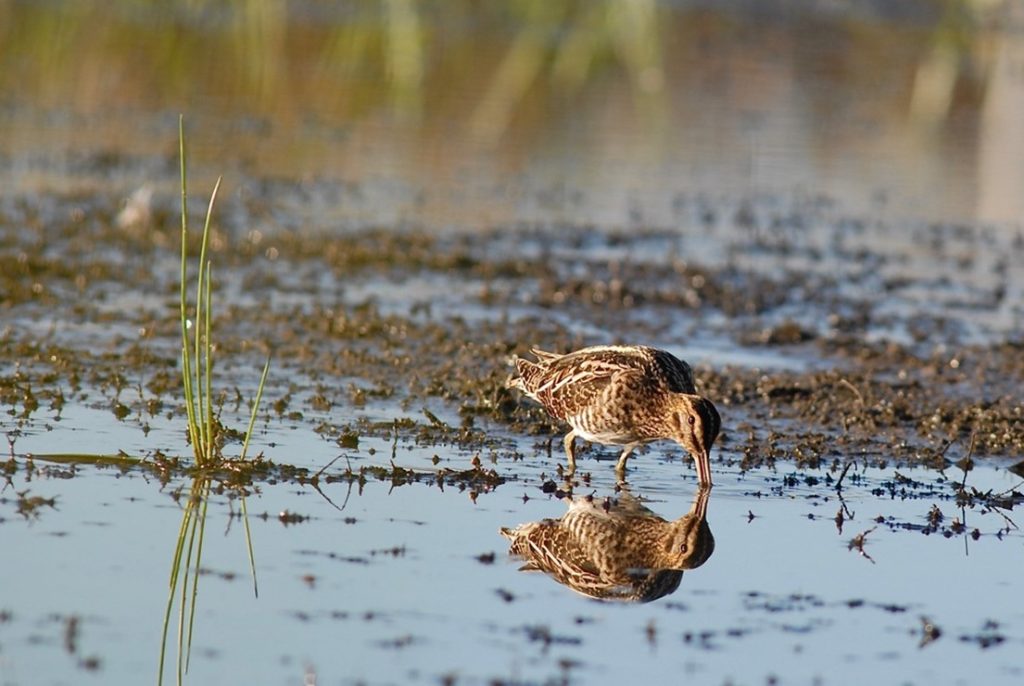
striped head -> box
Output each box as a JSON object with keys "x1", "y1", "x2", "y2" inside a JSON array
[{"x1": 667, "y1": 394, "x2": 721, "y2": 486}]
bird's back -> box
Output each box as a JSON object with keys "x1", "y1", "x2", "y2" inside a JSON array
[{"x1": 508, "y1": 345, "x2": 696, "y2": 421}]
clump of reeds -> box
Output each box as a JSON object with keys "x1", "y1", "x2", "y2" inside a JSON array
[
  {"x1": 159, "y1": 116, "x2": 268, "y2": 686},
  {"x1": 177, "y1": 132, "x2": 269, "y2": 466}
]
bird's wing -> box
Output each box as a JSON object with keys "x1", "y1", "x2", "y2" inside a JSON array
[
  {"x1": 511, "y1": 346, "x2": 691, "y2": 414},
  {"x1": 527, "y1": 361, "x2": 643, "y2": 418},
  {"x1": 511, "y1": 523, "x2": 602, "y2": 580}
]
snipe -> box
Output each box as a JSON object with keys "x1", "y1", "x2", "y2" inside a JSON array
[
  {"x1": 501, "y1": 485, "x2": 714, "y2": 602},
  {"x1": 507, "y1": 345, "x2": 720, "y2": 484}
]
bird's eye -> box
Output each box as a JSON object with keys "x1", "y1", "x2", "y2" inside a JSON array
[{"x1": 688, "y1": 415, "x2": 696, "y2": 426}]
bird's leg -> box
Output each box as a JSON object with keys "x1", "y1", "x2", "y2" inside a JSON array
[
  {"x1": 614, "y1": 445, "x2": 635, "y2": 479},
  {"x1": 562, "y1": 431, "x2": 578, "y2": 474}
]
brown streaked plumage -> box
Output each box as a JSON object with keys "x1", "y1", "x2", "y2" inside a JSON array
[
  {"x1": 501, "y1": 486, "x2": 714, "y2": 602},
  {"x1": 506, "y1": 345, "x2": 721, "y2": 484}
]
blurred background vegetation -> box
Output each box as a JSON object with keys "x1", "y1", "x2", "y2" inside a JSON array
[{"x1": 1, "y1": 0, "x2": 1022, "y2": 225}]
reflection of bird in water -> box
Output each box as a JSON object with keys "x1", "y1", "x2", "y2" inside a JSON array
[
  {"x1": 506, "y1": 345, "x2": 720, "y2": 483},
  {"x1": 501, "y1": 486, "x2": 714, "y2": 602}
]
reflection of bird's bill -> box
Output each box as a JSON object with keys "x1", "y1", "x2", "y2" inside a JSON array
[{"x1": 690, "y1": 482, "x2": 712, "y2": 522}]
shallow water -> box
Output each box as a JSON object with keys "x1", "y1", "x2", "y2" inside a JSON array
[
  {"x1": 3, "y1": 2, "x2": 1024, "y2": 685},
  {"x1": 4, "y1": 210, "x2": 1024, "y2": 684},
  {"x1": 4, "y1": 421, "x2": 1023, "y2": 685}
]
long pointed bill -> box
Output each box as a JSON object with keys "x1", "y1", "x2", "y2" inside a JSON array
[{"x1": 693, "y1": 449, "x2": 713, "y2": 487}]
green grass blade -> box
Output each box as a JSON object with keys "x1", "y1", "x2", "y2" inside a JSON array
[
  {"x1": 177, "y1": 498, "x2": 199, "y2": 685},
  {"x1": 193, "y1": 263, "x2": 206, "y2": 464},
  {"x1": 239, "y1": 356, "x2": 271, "y2": 462},
  {"x1": 158, "y1": 498, "x2": 195, "y2": 686},
  {"x1": 193, "y1": 177, "x2": 221, "y2": 466},
  {"x1": 240, "y1": 495, "x2": 259, "y2": 598},
  {"x1": 177, "y1": 484, "x2": 207, "y2": 684},
  {"x1": 236, "y1": 356, "x2": 270, "y2": 599},
  {"x1": 185, "y1": 482, "x2": 210, "y2": 671},
  {"x1": 179, "y1": 117, "x2": 200, "y2": 454},
  {"x1": 203, "y1": 260, "x2": 213, "y2": 465},
  {"x1": 237, "y1": 356, "x2": 270, "y2": 599}
]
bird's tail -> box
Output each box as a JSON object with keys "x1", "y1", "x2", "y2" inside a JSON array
[
  {"x1": 506, "y1": 348, "x2": 562, "y2": 388},
  {"x1": 529, "y1": 348, "x2": 561, "y2": 361},
  {"x1": 504, "y1": 355, "x2": 534, "y2": 391}
]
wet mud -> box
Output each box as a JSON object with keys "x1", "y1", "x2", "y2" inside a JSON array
[{"x1": 2, "y1": 188, "x2": 1021, "y2": 472}]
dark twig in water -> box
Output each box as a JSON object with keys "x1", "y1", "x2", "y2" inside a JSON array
[
  {"x1": 313, "y1": 453, "x2": 348, "y2": 482},
  {"x1": 957, "y1": 430, "x2": 979, "y2": 493},
  {"x1": 989, "y1": 505, "x2": 1020, "y2": 534},
  {"x1": 312, "y1": 476, "x2": 353, "y2": 514},
  {"x1": 835, "y1": 460, "x2": 854, "y2": 492},
  {"x1": 833, "y1": 494, "x2": 855, "y2": 535},
  {"x1": 847, "y1": 526, "x2": 877, "y2": 563},
  {"x1": 835, "y1": 496, "x2": 855, "y2": 534},
  {"x1": 311, "y1": 453, "x2": 356, "y2": 512}
]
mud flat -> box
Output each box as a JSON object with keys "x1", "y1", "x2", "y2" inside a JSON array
[{"x1": 1, "y1": 186, "x2": 1023, "y2": 685}]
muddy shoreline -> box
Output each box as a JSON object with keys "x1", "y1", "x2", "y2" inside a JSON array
[{"x1": 2, "y1": 188, "x2": 1021, "y2": 476}]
